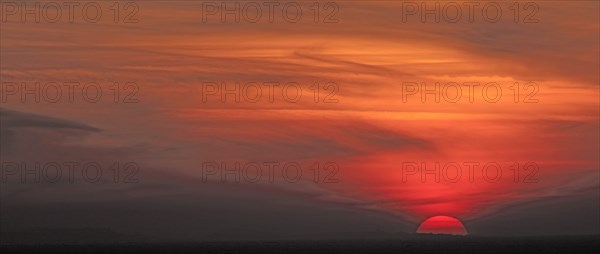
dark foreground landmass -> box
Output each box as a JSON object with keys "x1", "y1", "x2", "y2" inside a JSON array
[{"x1": 1, "y1": 235, "x2": 599, "y2": 254}]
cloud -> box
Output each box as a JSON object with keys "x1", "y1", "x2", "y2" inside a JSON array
[
  {"x1": 0, "y1": 0, "x2": 598, "y2": 238},
  {"x1": 1, "y1": 108, "x2": 100, "y2": 131}
]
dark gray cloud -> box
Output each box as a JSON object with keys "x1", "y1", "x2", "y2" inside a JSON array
[
  {"x1": 1, "y1": 108, "x2": 100, "y2": 131},
  {"x1": 0, "y1": 109, "x2": 418, "y2": 243},
  {"x1": 466, "y1": 193, "x2": 600, "y2": 236}
]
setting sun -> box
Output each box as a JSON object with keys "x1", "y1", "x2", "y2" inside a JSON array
[{"x1": 417, "y1": 216, "x2": 468, "y2": 236}]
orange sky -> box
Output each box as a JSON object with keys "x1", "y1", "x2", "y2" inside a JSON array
[{"x1": 1, "y1": 0, "x2": 598, "y2": 234}]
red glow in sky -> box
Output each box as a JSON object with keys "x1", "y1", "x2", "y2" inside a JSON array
[{"x1": 0, "y1": 0, "x2": 598, "y2": 238}]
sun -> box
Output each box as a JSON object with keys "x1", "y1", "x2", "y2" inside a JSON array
[{"x1": 416, "y1": 216, "x2": 468, "y2": 235}]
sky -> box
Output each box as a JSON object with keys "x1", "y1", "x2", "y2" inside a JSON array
[{"x1": 0, "y1": 0, "x2": 599, "y2": 241}]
